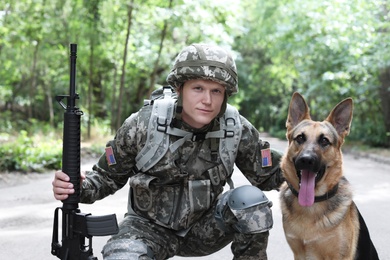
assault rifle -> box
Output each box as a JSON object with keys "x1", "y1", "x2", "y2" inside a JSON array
[{"x1": 51, "y1": 43, "x2": 119, "y2": 260}]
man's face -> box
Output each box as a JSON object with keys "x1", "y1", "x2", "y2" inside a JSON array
[{"x1": 180, "y1": 79, "x2": 225, "y2": 129}]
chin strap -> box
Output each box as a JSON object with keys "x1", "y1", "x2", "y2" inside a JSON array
[{"x1": 287, "y1": 182, "x2": 339, "y2": 203}]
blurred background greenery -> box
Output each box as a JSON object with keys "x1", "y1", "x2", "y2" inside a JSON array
[{"x1": 1, "y1": 0, "x2": 389, "y2": 173}]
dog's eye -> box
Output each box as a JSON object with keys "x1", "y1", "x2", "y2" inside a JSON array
[
  {"x1": 294, "y1": 134, "x2": 306, "y2": 144},
  {"x1": 319, "y1": 136, "x2": 331, "y2": 147}
]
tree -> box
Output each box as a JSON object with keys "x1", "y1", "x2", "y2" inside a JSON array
[
  {"x1": 1, "y1": 0, "x2": 388, "y2": 148},
  {"x1": 236, "y1": 0, "x2": 390, "y2": 146}
]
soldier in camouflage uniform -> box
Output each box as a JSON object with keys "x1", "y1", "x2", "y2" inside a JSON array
[{"x1": 53, "y1": 44, "x2": 284, "y2": 260}]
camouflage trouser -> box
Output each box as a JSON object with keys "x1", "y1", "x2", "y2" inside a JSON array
[{"x1": 102, "y1": 201, "x2": 269, "y2": 260}]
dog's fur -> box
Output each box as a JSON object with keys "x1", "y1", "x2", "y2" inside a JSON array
[{"x1": 280, "y1": 92, "x2": 378, "y2": 260}]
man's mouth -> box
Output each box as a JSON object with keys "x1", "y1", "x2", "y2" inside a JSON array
[{"x1": 197, "y1": 108, "x2": 212, "y2": 113}]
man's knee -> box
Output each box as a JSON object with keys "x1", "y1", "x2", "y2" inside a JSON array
[
  {"x1": 232, "y1": 231, "x2": 270, "y2": 260},
  {"x1": 103, "y1": 239, "x2": 155, "y2": 260},
  {"x1": 215, "y1": 185, "x2": 273, "y2": 234}
]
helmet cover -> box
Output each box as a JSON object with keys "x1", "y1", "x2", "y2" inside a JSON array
[
  {"x1": 166, "y1": 44, "x2": 238, "y2": 96},
  {"x1": 215, "y1": 185, "x2": 273, "y2": 234}
]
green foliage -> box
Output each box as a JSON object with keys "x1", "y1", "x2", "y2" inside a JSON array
[
  {"x1": 1, "y1": 0, "x2": 390, "y2": 171},
  {"x1": 234, "y1": 0, "x2": 390, "y2": 147},
  {"x1": 0, "y1": 131, "x2": 62, "y2": 172}
]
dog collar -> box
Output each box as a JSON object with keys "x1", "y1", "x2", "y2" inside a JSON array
[{"x1": 287, "y1": 182, "x2": 339, "y2": 203}]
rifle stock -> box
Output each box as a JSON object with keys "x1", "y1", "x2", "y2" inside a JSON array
[{"x1": 52, "y1": 43, "x2": 118, "y2": 260}]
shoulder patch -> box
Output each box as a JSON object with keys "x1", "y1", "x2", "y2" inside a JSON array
[
  {"x1": 261, "y1": 148, "x2": 272, "y2": 168},
  {"x1": 105, "y1": 146, "x2": 117, "y2": 166}
]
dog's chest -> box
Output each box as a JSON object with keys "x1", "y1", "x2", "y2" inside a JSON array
[{"x1": 281, "y1": 188, "x2": 348, "y2": 232}]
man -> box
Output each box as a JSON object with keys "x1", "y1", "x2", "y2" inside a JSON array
[{"x1": 53, "y1": 43, "x2": 284, "y2": 259}]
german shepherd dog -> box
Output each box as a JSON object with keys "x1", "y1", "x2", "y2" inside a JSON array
[{"x1": 280, "y1": 92, "x2": 379, "y2": 260}]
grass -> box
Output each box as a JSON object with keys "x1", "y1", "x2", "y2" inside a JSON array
[{"x1": 0, "y1": 122, "x2": 112, "y2": 173}]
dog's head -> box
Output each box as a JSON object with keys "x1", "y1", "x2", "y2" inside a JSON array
[{"x1": 281, "y1": 92, "x2": 353, "y2": 207}]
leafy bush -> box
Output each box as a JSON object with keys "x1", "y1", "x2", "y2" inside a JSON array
[{"x1": 0, "y1": 130, "x2": 62, "y2": 172}]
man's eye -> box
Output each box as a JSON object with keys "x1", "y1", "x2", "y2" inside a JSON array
[{"x1": 213, "y1": 89, "x2": 221, "y2": 94}]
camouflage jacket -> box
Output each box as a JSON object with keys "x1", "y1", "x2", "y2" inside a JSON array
[{"x1": 80, "y1": 103, "x2": 284, "y2": 231}]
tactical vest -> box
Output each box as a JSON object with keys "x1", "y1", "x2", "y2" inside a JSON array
[
  {"x1": 129, "y1": 86, "x2": 242, "y2": 230},
  {"x1": 135, "y1": 86, "x2": 242, "y2": 178}
]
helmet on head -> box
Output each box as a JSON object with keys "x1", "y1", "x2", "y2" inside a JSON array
[{"x1": 166, "y1": 44, "x2": 238, "y2": 96}]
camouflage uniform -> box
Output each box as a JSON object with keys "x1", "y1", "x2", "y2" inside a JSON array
[{"x1": 80, "y1": 44, "x2": 284, "y2": 259}]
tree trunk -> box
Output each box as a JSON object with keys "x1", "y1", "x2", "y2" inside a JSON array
[
  {"x1": 147, "y1": 0, "x2": 173, "y2": 96},
  {"x1": 110, "y1": 65, "x2": 118, "y2": 133},
  {"x1": 116, "y1": 0, "x2": 135, "y2": 130},
  {"x1": 85, "y1": 0, "x2": 102, "y2": 139},
  {"x1": 42, "y1": 79, "x2": 54, "y2": 127},
  {"x1": 379, "y1": 68, "x2": 390, "y2": 147},
  {"x1": 29, "y1": 41, "x2": 40, "y2": 119},
  {"x1": 88, "y1": 41, "x2": 94, "y2": 139}
]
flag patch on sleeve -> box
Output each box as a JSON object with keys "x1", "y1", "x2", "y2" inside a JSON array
[
  {"x1": 105, "y1": 146, "x2": 117, "y2": 166},
  {"x1": 261, "y1": 148, "x2": 272, "y2": 168}
]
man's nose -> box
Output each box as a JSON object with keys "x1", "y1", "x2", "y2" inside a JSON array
[{"x1": 202, "y1": 91, "x2": 212, "y2": 104}]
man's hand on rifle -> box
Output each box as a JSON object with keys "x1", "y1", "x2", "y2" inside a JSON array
[{"x1": 52, "y1": 171, "x2": 86, "y2": 201}]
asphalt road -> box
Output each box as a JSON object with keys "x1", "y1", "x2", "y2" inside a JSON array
[{"x1": 0, "y1": 135, "x2": 389, "y2": 260}]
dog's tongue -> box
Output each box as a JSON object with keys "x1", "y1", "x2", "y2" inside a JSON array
[{"x1": 298, "y1": 170, "x2": 316, "y2": 207}]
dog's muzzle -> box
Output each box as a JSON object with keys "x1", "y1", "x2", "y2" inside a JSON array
[{"x1": 294, "y1": 151, "x2": 326, "y2": 183}]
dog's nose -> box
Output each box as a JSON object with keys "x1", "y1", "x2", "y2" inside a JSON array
[{"x1": 295, "y1": 152, "x2": 320, "y2": 172}]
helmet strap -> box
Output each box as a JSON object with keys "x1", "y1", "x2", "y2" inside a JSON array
[
  {"x1": 217, "y1": 92, "x2": 228, "y2": 118},
  {"x1": 173, "y1": 85, "x2": 183, "y2": 122}
]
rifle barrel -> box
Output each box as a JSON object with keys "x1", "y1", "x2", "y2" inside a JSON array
[
  {"x1": 62, "y1": 43, "x2": 82, "y2": 210},
  {"x1": 69, "y1": 43, "x2": 77, "y2": 108}
]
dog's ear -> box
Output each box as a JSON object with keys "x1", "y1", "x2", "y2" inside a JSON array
[
  {"x1": 286, "y1": 92, "x2": 311, "y2": 130},
  {"x1": 325, "y1": 98, "x2": 353, "y2": 138}
]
